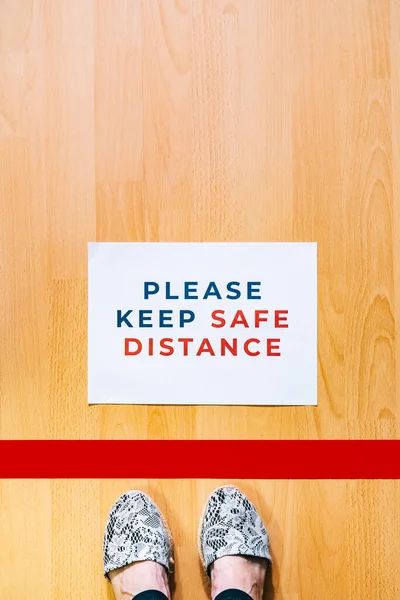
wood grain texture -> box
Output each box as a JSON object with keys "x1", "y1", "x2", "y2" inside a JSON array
[
  {"x1": 0, "y1": 0, "x2": 399, "y2": 598},
  {"x1": 0, "y1": 0, "x2": 398, "y2": 440},
  {"x1": 0, "y1": 479, "x2": 399, "y2": 599}
]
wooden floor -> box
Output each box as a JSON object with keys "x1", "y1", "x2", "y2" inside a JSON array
[
  {"x1": 1, "y1": 479, "x2": 399, "y2": 599},
  {"x1": 0, "y1": 0, "x2": 399, "y2": 598}
]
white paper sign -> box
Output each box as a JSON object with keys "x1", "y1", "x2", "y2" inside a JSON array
[{"x1": 88, "y1": 242, "x2": 317, "y2": 405}]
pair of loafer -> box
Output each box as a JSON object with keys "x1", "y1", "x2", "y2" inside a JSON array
[{"x1": 103, "y1": 485, "x2": 271, "y2": 579}]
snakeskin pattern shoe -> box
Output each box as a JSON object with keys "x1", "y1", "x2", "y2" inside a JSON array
[
  {"x1": 103, "y1": 491, "x2": 174, "y2": 580},
  {"x1": 199, "y1": 485, "x2": 272, "y2": 573}
]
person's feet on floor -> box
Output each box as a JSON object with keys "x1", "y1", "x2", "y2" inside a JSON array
[
  {"x1": 199, "y1": 485, "x2": 272, "y2": 600},
  {"x1": 103, "y1": 491, "x2": 173, "y2": 600}
]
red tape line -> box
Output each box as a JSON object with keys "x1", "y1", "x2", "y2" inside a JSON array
[{"x1": 0, "y1": 440, "x2": 398, "y2": 479}]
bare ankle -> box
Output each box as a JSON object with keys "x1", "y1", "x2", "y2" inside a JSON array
[
  {"x1": 210, "y1": 556, "x2": 267, "y2": 600},
  {"x1": 109, "y1": 561, "x2": 170, "y2": 600}
]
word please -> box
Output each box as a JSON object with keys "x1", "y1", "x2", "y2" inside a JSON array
[
  {"x1": 143, "y1": 281, "x2": 262, "y2": 300},
  {"x1": 124, "y1": 337, "x2": 282, "y2": 356},
  {"x1": 117, "y1": 310, "x2": 289, "y2": 328}
]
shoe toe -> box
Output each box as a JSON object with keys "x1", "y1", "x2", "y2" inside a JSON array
[
  {"x1": 103, "y1": 491, "x2": 173, "y2": 579},
  {"x1": 199, "y1": 486, "x2": 271, "y2": 573}
]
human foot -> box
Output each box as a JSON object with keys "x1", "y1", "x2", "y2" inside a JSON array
[
  {"x1": 210, "y1": 554, "x2": 267, "y2": 600},
  {"x1": 109, "y1": 560, "x2": 170, "y2": 600},
  {"x1": 199, "y1": 486, "x2": 271, "y2": 598},
  {"x1": 103, "y1": 491, "x2": 173, "y2": 597}
]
